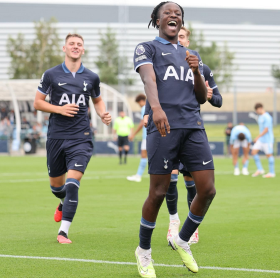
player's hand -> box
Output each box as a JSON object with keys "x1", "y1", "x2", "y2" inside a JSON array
[
  {"x1": 129, "y1": 135, "x2": 134, "y2": 141},
  {"x1": 185, "y1": 50, "x2": 200, "y2": 75},
  {"x1": 152, "y1": 107, "x2": 170, "y2": 137},
  {"x1": 143, "y1": 115, "x2": 149, "y2": 127},
  {"x1": 59, "y1": 104, "x2": 79, "y2": 117},
  {"x1": 253, "y1": 137, "x2": 258, "y2": 143},
  {"x1": 101, "y1": 112, "x2": 111, "y2": 126},
  {"x1": 206, "y1": 81, "x2": 213, "y2": 100}
]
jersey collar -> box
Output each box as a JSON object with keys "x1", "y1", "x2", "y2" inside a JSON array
[
  {"x1": 62, "y1": 61, "x2": 85, "y2": 74},
  {"x1": 155, "y1": 36, "x2": 183, "y2": 47}
]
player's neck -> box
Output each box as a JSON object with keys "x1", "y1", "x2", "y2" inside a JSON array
[
  {"x1": 64, "y1": 58, "x2": 82, "y2": 73},
  {"x1": 159, "y1": 31, "x2": 178, "y2": 44}
]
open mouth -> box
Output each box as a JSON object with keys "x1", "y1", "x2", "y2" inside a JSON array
[{"x1": 167, "y1": 20, "x2": 177, "y2": 30}]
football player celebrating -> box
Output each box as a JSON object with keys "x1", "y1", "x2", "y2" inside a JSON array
[
  {"x1": 133, "y1": 2, "x2": 216, "y2": 277},
  {"x1": 34, "y1": 33, "x2": 111, "y2": 244},
  {"x1": 144, "y1": 26, "x2": 222, "y2": 246}
]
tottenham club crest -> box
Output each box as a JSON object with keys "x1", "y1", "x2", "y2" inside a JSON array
[
  {"x1": 164, "y1": 159, "x2": 168, "y2": 169},
  {"x1": 136, "y1": 45, "x2": 145, "y2": 56},
  {"x1": 83, "y1": 81, "x2": 88, "y2": 91}
]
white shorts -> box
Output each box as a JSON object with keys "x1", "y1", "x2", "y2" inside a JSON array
[
  {"x1": 252, "y1": 140, "x2": 273, "y2": 155},
  {"x1": 141, "y1": 139, "x2": 147, "y2": 151},
  {"x1": 233, "y1": 139, "x2": 248, "y2": 149}
]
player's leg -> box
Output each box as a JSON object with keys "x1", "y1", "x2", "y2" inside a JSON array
[
  {"x1": 241, "y1": 142, "x2": 250, "y2": 175},
  {"x1": 123, "y1": 136, "x2": 130, "y2": 164},
  {"x1": 57, "y1": 139, "x2": 93, "y2": 243},
  {"x1": 127, "y1": 140, "x2": 147, "y2": 182},
  {"x1": 232, "y1": 141, "x2": 240, "y2": 175},
  {"x1": 166, "y1": 169, "x2": 180, "y2": 242},
  {"x1": 47, "y1": 139, "x2": 68, "y2": 223},
  {"x1": 118, "y1": 136, "x2": 123, "y2": 164},
  {"x1": 136, "y1": 130, "x2": 180, "y2": 276},
  {"x1": 183, "y1": 173, "x2": 199, "y2": 244},
  {"x1": 169, "y1": 130, "x2": 215, "y2": 273},
  {"x1": 252, "y1": 141, "x2": 264, "y2": 177},
  {"x1": 263, "y1": 143, "x2": 275, "y2": 178}
]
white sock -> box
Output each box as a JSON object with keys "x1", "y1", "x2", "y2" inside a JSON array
[
  {"x1": 177, "y1": 234, "x2": 188, "y2": 245},
  {"x1": 170, "y1": 213, "x2": 179, "y2": 221},
  {"x1": 138, "y1": 246, "x2": 151, "y2": 254},
  {"x1": 59, "y1": 220, "x2": 71, "y2": 235}
]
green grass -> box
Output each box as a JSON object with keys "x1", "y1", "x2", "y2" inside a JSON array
[{"x1": 0, "y1": 156, "x2": 280, "y2": 277}]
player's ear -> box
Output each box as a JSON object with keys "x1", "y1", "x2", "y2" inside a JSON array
[
  {"x1": 62, "y1": 45, "x2": 66, "y2": 53},
  {"x1": 156, "y1": 18, "x2": 160, "y2": 28}
]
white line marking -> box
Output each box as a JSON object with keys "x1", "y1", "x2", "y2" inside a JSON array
[{"x1": 0, "y1": 255, "x2": 279, "y2": 274}]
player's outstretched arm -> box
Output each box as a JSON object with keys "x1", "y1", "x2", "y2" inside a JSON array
[
  {"x1": 92, "y1": 96, "x2": 111, "y2": 126},
  {"x1": 186, "y1": 51, "x2": 207, "y2": 104},
  {"x1": 34, "y1": 91, "x2": 79, "y2": 117},
  {"x1": 129, "y1": 120, "x2": 144, "y2": 141},
  {"x1": 254, "y1": 127, "x2": 268, "y2": 143},
  {"x1": 138, "y1": 64, "x2": 170, "y2": 137}
]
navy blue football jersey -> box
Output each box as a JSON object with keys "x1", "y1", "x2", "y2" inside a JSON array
[
  {"x1": 134, "y1": 37, "x2": 204, "y2": 134},
  {"x1": 38, "y1": 62, "x2": 100, "y2": 139},
  {"x1": 144, "y1": 63, "x2": 222, "y2": 115},
  {"x1": 203, "y1": 64, "x2": 222, "y2": 108}
]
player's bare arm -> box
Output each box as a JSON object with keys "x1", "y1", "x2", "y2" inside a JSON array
[
  {"x1": 185, "y1": 50, "x2": 207, "y2": 104},
  {"x1": 138, "y1": 64, "x2": 170, "y2": 137},
  {"x1": 34, "y1": 91, "x2": 79, "y2": 117},
  {"x1": 129, "y1": 120, "x2": 144, "y2": 141},
  {"x1": 92, "y1": 96, "x2": 111, "y2": 126},
  {"x1": 254, "y1": 127, "x2": 268, "y2": 143}
]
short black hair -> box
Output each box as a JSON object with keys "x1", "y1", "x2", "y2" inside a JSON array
[
  {"x1": 254, "y1": 103, "x2": 263, "y2": 110},
  {"x1": 238, "y1": 133, "x2": 245, "y2": 141},
  {"x1": 135, "y1": 94, "x2": 146, "y2": 103},
  {"x1": 148, "y1": 1, "x2": 184, "y2": 29}
]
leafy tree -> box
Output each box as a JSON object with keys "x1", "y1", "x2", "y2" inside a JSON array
[
  {"x1": 272, "y1": 65, "x2": 280, "y2": 82},
  {"x1": 95, "y1": 27, "x2": 133, "y2": 86},
  {"x1": 187, "y1": 23, "x2": 235, "y2": 91},
  {"x1": 7, "y1": 17, "x2": 63, "y2": 79}
]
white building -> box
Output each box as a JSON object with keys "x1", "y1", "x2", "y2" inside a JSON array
[{"x1": 0, "y1": 3, "x2": 280, "y2": 92}]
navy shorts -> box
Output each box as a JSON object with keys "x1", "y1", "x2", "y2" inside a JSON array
[
  {"x1": 179, "y1": 163, "x2": 192, "y2": 177},
  {"x1": 46, "y1": 138, "x2": 93, "y2": 177},
  {"x1": 118, "y1": 136, "x2": 129, "y2": 147},
  {"x1": 146, "y1": 129, "x2": 214, "y2": 175}
]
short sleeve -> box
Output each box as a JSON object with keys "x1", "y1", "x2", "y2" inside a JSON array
[
  {"x1": 203, "y1": 65, "x2": 217, "y2": 89},
  {"x1": 38, "y1": 71, "x2": 51, "y2": 95},
  {"x1": 91, "y1": 74, "x2": 101, "y2": 98},
  {"x1": 134, "y1": 43, "x2": 153, "y2": 73}
]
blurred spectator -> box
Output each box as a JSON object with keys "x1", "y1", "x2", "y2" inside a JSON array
[
  {"x1": 0, "y1": 107, "x2": 8, "y2": 120},
  {"x1": 21, "y1": 117, "x2": 32, "y2": 130},
  {"x1": 225, "y1": 122, "x2": 233, "y2": 155},
  {"x1": 9, "y1": 110, "x2": 15, "y2": 125},
  {"x1": 41, "y1": 115, "x2": 49, "y2": 141},
  {"x1": 0, "y1": 117, "x2": 12, "y2": 137}
]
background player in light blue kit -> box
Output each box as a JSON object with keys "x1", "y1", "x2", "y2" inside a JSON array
[
  {"x1": 252, "y1": 103, "x2": 275, "y2": 178},
  {"x1": 230, "y1": 123, "x2": 252, "y2": 176},
  {"x1": 127, "y1": 94, "x2": 147, "y2": 182}
]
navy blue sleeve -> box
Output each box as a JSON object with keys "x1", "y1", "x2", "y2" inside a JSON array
[
  {"x1": 144, "y1": 100, "x2": 151, "y2": 115},
  {"x1": 38, "y1": 70, "x2": 52, "y2": 95},
  {"x1": 204, "y1": 64, "x2": 222, "y2": 108},
  {"x1": 91, "y1": 74, "x2": 101, "y2": 98},
  {"x1": 134, "y1": 42, "x2": 153, "y2": 73}
]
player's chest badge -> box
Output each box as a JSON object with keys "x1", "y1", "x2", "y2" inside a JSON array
[
  {"x1": 164, "y1": 159, "x2": 168, "y2": 169},
  {"x1": 83, "y1": 81, "x2": 88, "y2": 91}
]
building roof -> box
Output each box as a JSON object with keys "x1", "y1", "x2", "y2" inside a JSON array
[{"x1": 0, "y1": 3, "x2": 280, "y2": 25}]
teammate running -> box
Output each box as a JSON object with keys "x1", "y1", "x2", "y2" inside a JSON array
[
  {"x1": 34, "y1": 33, "x2": 111, "y2": 244},
  {"x1": 252, "y1": 103, "x2": 275, "y2": 178},
  {"x1": 127, "y1": 94, "x2": 147, "y2": 182},
  {"x1": 144, "y1": 26, "x2": 222, "y2": 245},
  {"x1": 113, "y1": 111, "x2": 134, "y2": 164},
  {"x1": 134, "y1": 2, "x2": 216, "y2": 276},
  {"x1": 229, "y1": 123, "x2": 252, "y2": 176}
]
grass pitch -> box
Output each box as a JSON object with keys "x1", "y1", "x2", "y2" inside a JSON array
[{"x1": 0, "y1": 156, "x2": 279, "y2": 277}]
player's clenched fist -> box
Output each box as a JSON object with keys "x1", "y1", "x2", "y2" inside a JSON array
[
  {"x1": 206, "y1": 81, "x2": 213, "y2": 100},
  {"x1": 101, "y1": 112, "x2": 112, "y2": 126},
  {"x1": 185, "y1": 50, "x2": 200, "y2": 75},
  {"x1": 59, "y1": 104, "x2": 79, "y2": 117},
  {"x1": 143, "y1": 115, "x2": 149, "y2": 128}
]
